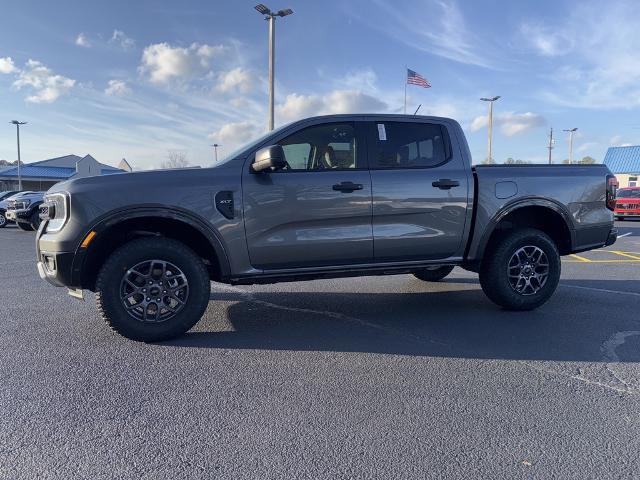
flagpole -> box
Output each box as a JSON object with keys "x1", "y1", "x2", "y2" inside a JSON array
[{"x1": 403, "y1": 67, "x2": 407, "y2": 114}]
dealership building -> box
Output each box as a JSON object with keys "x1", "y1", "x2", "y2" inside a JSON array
[
  {"x1": 603, "y1": 146, "x2": 640, "y2": 188},
  {"x1": 0, "y1": 154, "x2": 128, "y2": 191}
]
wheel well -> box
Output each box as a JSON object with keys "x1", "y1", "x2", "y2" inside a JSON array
[
  {"x1": 81, "y1": 216, "x2": 223, "y2": 291},
  {"x1": 485, "y1": 206, "x2": 572, "y2": 258}
]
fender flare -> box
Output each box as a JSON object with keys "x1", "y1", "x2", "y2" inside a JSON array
[
  {"x1": 72, "y1": 206, "x2": 231, "y2": 286},
  {"x1": 474, "y1": 197, "x2": 575, "y2": 261}
]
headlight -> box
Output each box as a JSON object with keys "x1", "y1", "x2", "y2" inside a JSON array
[{"x1": 43, "y1": 192, "x2": 70, "y2": 233}]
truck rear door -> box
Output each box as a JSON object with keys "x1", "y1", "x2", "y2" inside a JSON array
[{"x1": 367, "y1": 119, "x2": 470, "y2": 262}]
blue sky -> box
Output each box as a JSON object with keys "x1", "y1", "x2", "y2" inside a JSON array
[{"x1": 1, "y1": 0, "x2": 640, "y2": 169}]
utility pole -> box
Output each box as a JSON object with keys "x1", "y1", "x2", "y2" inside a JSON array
[
  {"x1": 210, "y1": 144, "x2": 221, "y2": 163},
  {"x1": 547, "y1": 127, "x2": 554, "y2": 164},
  {"x1": 480, "y1": 96, "x2": 500, "y2": 163},
  {"x1": 563, "y1": 128, "x2": 578, "y2": 164},
  {"x1": 10, "y1": 120, "x2": 27, "y2": 190},
  {"x1": 254, "y1": 4, "x2": 293, "y2": 131}
]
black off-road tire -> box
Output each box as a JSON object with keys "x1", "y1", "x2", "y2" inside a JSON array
[
  {"x1": 29, "y1": 210, "x2": 41, "y2": 230},
  {"x1": 413, "y1": 265, "x2": 455, "y2": 282},
  {"x1": 95, "y1": 237, "x2": 211, "y2": 342},
  {"x1": 479, "y1": 228, "x2": 560, "y2": 311},
  {"x1": 0, "y1": 211, "x2": 7, "y2": 228},
  {"x1": 16, "y1": 221, "x2": 34, "y2": 231}
]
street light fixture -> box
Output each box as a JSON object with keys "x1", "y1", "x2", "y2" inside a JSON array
[
  {"x1": 10, "y1": 120, "x2": 27, "y2": 190},
  {"x1": 210, "y1": 143, "x2": 222, "y2": 163},
  {"x1": 254, "y1": 4, "x2": 293, "y2": 131},
  {"x1": 563, "y1": 128, "x2": 578, "y2": 164},
  {"x1": 480, "y1": 96, "x2": 500, "y2": 164}
]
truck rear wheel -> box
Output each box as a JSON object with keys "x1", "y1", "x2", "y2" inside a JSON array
[
  {"x1": 413, "y1": 265, "x2": 454, "y2": 282},
  {"x1": 95, "y1": 237, "x2": 211, "y2": 342},
  {"x1": 479, "y1": 228, "x2": 560, "y2": 311}
]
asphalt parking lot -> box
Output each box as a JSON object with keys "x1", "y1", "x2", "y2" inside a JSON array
[{"x1": 1, "y1": 221, "x2": 639, "y2": 479}]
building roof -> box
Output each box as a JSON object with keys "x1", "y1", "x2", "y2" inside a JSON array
[
  {"x1": 0, "y1": 165, "x2": 75, "y2": 179},
  {"x1": 0, "y1": 154, "x2": 124, "y2": 181},
  {"x1": 603, "y1": 146, "x2": 640, "y2": 174}
]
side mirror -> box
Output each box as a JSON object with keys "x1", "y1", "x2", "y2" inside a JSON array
[{"x1": 252, "y1": 145, "x2": 287, "y2": 172}]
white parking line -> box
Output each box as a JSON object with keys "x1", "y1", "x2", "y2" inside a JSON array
[
  {"x1": 618, "y1": 232, "x2": 633, "y2": 238},
  {"x1": 562, "y1": 284, "x2": 640, "y2": 297}
]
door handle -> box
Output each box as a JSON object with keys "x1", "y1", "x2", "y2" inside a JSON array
[
  {"x1": 333, "y1": 181, "x2": 363, "y2": 193},
  {"x1": 432, "y1": 179, "x2": 460, "y2": 190}
]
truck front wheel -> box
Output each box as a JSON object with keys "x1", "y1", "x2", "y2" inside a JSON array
[
  {"x1": 479, "y1": 228, "x2": 560, "y2": 311},
  {"x1": 95, "y1": 237, "x2": 211, "y2": 342}
]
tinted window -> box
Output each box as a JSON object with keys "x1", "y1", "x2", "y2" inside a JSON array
[
  {"x1": 372, "y1": 122, "x2": 448, "y2": 169},
  {"x1": 277, "y1": 123, "x2": 357, "y2": 171},
  {"x1": 618, "y1": 189, "x2": 640, "y2": 198}
]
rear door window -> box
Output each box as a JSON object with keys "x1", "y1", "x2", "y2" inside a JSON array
[{"x1": 370, "y1": 122, "x2": 449, "y2": 169}]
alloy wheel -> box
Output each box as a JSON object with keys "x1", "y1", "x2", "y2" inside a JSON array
[
  {"x1": 119, "y1": 259, "x2": 189, "y2": 323},
  {"x1": 507, "y1": 245, "x2": 549, "y2": 296}
]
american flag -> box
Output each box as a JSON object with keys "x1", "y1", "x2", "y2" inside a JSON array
[{"x1": 407, "y1": 69, "x2": 431, "y2": 88}]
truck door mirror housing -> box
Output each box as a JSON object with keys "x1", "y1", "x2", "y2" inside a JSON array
[{"x1": 252, "y1": 145, "x2": 287, "y2": 172}]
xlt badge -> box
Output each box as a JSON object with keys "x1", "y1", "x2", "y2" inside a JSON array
[{"x1": 215, "y1": 191, "x2": 234, "y2": 219}]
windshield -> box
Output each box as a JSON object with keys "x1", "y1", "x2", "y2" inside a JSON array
[
  {"x1": 218, "y1": 122, "x2": 294, "y2": 163},
  {"x1": 617, "y1": 189, "x2": 640, "y2": 198}
]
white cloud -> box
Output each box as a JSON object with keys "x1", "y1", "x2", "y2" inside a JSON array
[
  {"x1": 520, "y1": 24, "x2": 574, "y2": 57},
  {"x1": 105, "y1": 79, "x2": 131, "y2": 96},
  {"x1": 354, "y1": 0, "x2": 498, "y2": 68},
  {"x1": 470, "y1": 112, "x2": 546, "y2": 136},
  {"x1": 216, "y1": 68, "x2": 256, "y2": 93},
  {"x1": 533, "y1": 2, "x2": 640, "y2": 109},
  {"x1": 277, "y1": 90, "x2": 386, "y2": 122},
  {"x1": 140, "y1": 42, "x2": 225, "y2": 84},
  {"x1": 208, "y1": 121, "x2": 258, "y2": 147},
  {"x1": 13, "y1": 60, "x2": 75, "y2": 103},
  {"x1": 75, "y1": 33, "x2": 91, "y2": 48},
  {"x1": 0, "y1": 57, "x2": 18, "y2": 74},
  {"x1": 110, "y1": 30, "x2": 135, "y2": 50}
]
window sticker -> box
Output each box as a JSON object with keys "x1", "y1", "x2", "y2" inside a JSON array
[{"x1": 377, "y1": 123, "x2": 387, "y2": 141}]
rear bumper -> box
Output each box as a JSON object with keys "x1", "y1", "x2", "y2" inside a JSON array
[{"x1": 605, "y1": 228, "x2": 617, "y2": 247}]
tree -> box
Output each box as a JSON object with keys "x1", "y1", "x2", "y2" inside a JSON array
[
  {"x1": 504, "y1": 157, "x2": 529, "y2": 164},
  {"x1": 562, "y1": 156, "x2": 597, "y2": 165},
  {"x1": 161, "y1": 150, "x2": 190, "y2": 169},
  {"x1": 481, "y1": 157, "x2": 495, "y2": 165},
  {"x1": 0, "y1": 160, "x2": 22, "y2": 167}
]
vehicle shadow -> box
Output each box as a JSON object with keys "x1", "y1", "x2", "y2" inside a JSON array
[{"x1": 162, "y1": 279, "x2": 640, "y2": 362}]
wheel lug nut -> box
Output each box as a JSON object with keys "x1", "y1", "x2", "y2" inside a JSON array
[
  {"x1": 157, "y1": 298, "x2": 161, "y2": 302},
  {"x1": 146, "y1": 297, "x2": 150, "y2": 301},
  {"x1": 163, "y1": 290, "x2": 167, "y2": 293}
]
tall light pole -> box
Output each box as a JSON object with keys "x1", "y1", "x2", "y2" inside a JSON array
[
  {"x1": 254, "y1": 4, "x2": 293, "y2": 131},
  {"x1": 547, "y1": 127, "x2": 554, "y2": 164},
  {"x1": 563, "y1": 128, "x2": 578, "y2": 164},
  {"x1": 210, "y1": 144, "x2": 221, "y2": 163},
  {"x1": 10, "y1": 120, "x2": 27, "y2": 190},
  {"x1": 480, "y1": 96, "x2": 500, "y2": 164}
]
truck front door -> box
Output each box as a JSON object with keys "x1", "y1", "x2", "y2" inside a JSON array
[
  {"x1": 242, "y1": 121, "x2": 373, "y2": 270},
  {"x1": 367, "y1": 120, "x2": 471, "y2": 262}
]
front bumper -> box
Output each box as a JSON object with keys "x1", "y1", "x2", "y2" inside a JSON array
[
  {"x1": 37, "y1": 251, "x2": 76, "y2": 288},
  {"x1": 7, "y1": 208, "x2": 33, "y2": 222},
  {"x1": 615, "y1": 210, "x2": 640, "y2": 217}
]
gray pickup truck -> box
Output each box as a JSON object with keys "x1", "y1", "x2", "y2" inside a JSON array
[{"x1": 36, "y1": 114, "x2": 618, "y2": 342}]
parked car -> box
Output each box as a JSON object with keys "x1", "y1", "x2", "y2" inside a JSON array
[
  {"x1": 614, "y1": 187, "x2": 640, "y2": 220},
  {"x1": 0, "y1": 191, "x2": 25, "y2": 228},
  {"x1": 36, "y1": 114, "x2": 617, "y2": 342},
  {"x1": 5, "y1": 191, "x2": 45, "y2": 231}
]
